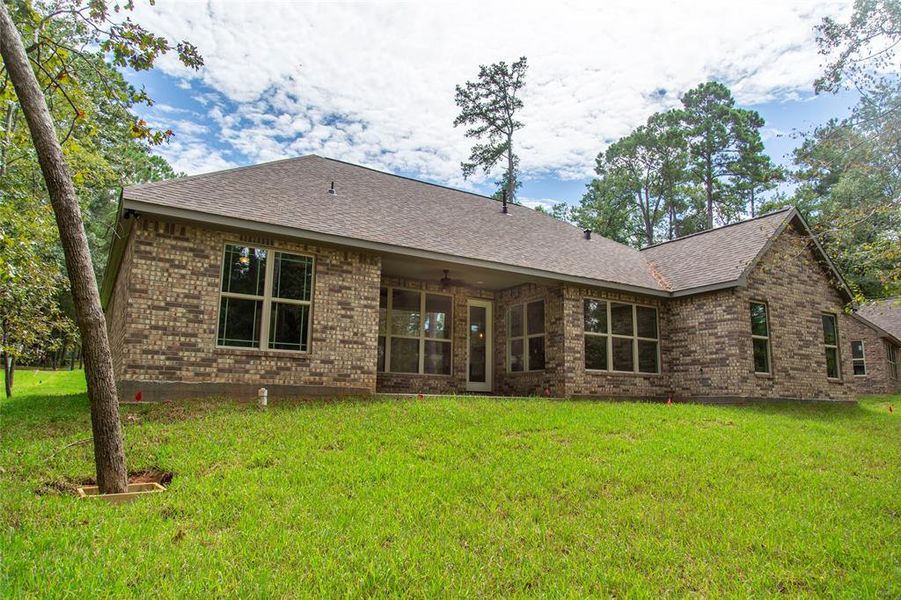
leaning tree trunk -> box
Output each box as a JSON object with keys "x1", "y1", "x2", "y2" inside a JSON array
[{"x1": 0, "y1": 5, "x2": 127, "y2": 493}]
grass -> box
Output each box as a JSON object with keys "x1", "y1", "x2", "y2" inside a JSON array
[{"x1": 1, "y1": 370, "x2": 900, "y2": 597}]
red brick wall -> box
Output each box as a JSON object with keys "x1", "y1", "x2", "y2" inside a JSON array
[
  {"x1": 105, "y1": 217, "x2": 381, "y2": 400},
  {"x1": 844, "y1": 316, "x2": 901, "y2": 395}
]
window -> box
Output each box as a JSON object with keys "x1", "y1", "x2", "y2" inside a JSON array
[
  {"x1": 217, "y1": 244, "x2": 313, "y2": 351},
  {"x1": 887, "y1": 342, "x2": 898, "y2": 381},
  {"x1": 850, "y1": 341, "x2": 866, "y2": 376},
  {"x1": 583, "y1": 299, "x2": 659, "y2": 374},
  {"x1": 377, "y1": 287, "x2": 452, "y2": 375},
  {"x1": 750, "y1": 302, "x2": 771, "y2": 374},
  {"x1": 507, "y1": 300, "x2": 545, "y2": 372},
  {"x1": 822, "y1": 313, "x2": 841, "y2": 379}
]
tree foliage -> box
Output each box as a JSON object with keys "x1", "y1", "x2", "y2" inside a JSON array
[
  {"x1": 571, "y1": 81, "x2": 774, "y2": 247},
  {"x1": 1, "y1": 0, "x2": 187, "y2": 393},
  {"x1": 759, "y1": 0, "x2": 901, "y2": 299},
  {"x1": 679, "y1": 82, "x2": 772, "y2": 228},
  {"x1": 454, "y1": 56, "x2": 527, "y2": 203},
  {"x1": 0, "y1": 198, "x2": 75, "y2": 396}
]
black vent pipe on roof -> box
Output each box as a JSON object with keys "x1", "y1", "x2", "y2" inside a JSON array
[
  {"x1": 328, "y1": 181, "x2": 336, "y2": 195},
  {"x1": 501, "y1": 190, "x2": 508, "y2": 214},
  {"x1": 584, "y1": 229, "x2": 592, "y2": 240}
]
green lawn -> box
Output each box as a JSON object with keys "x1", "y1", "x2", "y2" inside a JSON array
[{"x1": 2, "y1": 370, "x2": 899, "y2": 597}]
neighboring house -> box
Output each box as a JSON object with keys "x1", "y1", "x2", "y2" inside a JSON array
[
  {"x1": 847, "y1": 298, "x2": 901, "y2": 395},
  {"x1": 102, "y1": 155, "x2": 878, "y2": 402}
]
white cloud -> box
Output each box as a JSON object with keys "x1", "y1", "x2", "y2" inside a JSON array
[
  {"x1": 129, "y1": 0, "x2": 852, "y2": 180},
  {"x1": 152, "y1": 139, "x2": 238, "y2": 175},
  {"x1": 519, "y1": 197, "x2": 560, "y2": 211}
]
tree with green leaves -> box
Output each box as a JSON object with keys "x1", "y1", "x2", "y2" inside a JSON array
[
  {"x1": 731, "y1": 110, "x2": 783, "y2": 217},
  {"x1": 678, "y1": 81, "x2": 770, "y2": 228},
  {"x1": 570, "y1": 177, "x2": 638, "y2": 246},
  {"x1": 576, "y1": 110, "x2": 688, "y2": 247},
  {"x1": 0, "y1": 0, "x2": 201, "y2": 494},
  {"x1": 0, "y1": 199, "x2": 75, "y2": 397},
  {"x1": 763, "y1": 0, "x2": 901, "y2": 299},
  {"x1": 454, "y1": 56, "x2": 527, "y2": 203}
]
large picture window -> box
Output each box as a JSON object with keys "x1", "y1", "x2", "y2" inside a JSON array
[
  {"x1": 507, "y1": 300, "x2": 545, "y2": 372},
  {"x1": 217, "y1": 244, "x2": 313, "y2": 352},
  {"x1": 822, "y1": 313, "x2": 841, "y2": 379},
  {"x1": 378, "y1": 287, "x2": 452, "y2": 375},
  {"x1": 750, "y1": 302, "x2": 771, "y2": 374},
  {"x1": 583, "y1": 299, "x2": 659, "y2": 374}
]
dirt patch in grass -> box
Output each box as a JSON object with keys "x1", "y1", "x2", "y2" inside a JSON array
[{"x1": 36, "y1": 469, "x2": 174, "y2": 496}]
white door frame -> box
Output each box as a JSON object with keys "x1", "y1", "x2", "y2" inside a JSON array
[{"x1": 466, "y1": 299, "x2": 493, "y2": 392}]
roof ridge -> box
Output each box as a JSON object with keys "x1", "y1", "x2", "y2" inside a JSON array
[
  {"x1": 127, "y1": 153, "x2": 496, "y2": 203},
  {"x1": 125, "y1": 154, "x2": 320, "y2": 191},
  {"x1": 639, "y1": 207, "x2": 794, "y2": 250},
  {"x1": 312, "y1": 155, "x2": 497, "y2": 201}
]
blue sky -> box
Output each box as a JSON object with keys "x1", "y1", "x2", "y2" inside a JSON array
[{"x1": 124, "y1": 1, "x2": 857, "y2": 210}]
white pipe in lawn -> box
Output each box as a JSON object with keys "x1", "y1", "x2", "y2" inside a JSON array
[{"x1": 257, "y1": 387, "x2": 268, "y2": 408}]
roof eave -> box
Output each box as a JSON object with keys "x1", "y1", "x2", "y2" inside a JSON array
[
  {"x1": 99, "y1": 191, "x2": 132, "y2": 308},
  {"x1": 735, "y1": 207, "x2": 855, "y2": 304},
  {"x1": 851, "y1": 313, "x2": 901, "y2": 346},
  {"x1": 120, "y1": 198, "x2": 672, "y2": 298}
]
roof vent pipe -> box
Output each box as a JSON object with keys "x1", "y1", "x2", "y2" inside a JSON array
[
  {"x1": 501, "y1": 189, "x2": 508, "y2": 214},
  {"x1": 328, "y1": 181, "x2": 336, "y2": 195},
  {"x1": 584, "y1": 229, "x2": 592, "y2": 240}
]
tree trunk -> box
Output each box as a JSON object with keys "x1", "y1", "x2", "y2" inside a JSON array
[
  {"x1": 1, "y1": 100, "x2": 16, "y2": 177},
  {"x1": 0, "y1": 5, "x2": 128, "y2": 494},
  {"x1": 506, "y1": 133, "x2": 515, "y2": 204},
  {"x1": 69, "y1": 344, "x2": 76, "y2": 370},
  {"x1": 55, "y1": 340, "x2": 65, "y2": 370},
  {"x1": 668, "y1": 203, "x2": 676, "y2": 240},
  {"x1": 750, "y1": 188, "x2": 756, "y2": 218},
  {"x1": 3, "y1": 351, "x2": 11, "y2": 398},
  {"x1": 705, "y1": 156, "x2": 714, "y2": 230}
]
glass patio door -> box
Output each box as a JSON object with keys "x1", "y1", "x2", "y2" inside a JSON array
[{"x1": 466, "y1": 300, "x2": 493, "y2": 392}]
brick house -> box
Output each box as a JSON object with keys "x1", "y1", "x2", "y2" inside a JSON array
[
  {"x1": 848, "y1": 298, "x2": 901, "y2": 395},
  {"x1": 101, "y1": 155, "x2": 900, "y2": 402}
]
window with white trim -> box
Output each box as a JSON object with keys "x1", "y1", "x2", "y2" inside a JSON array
[
  {"x1": 887, "y1": 342, "x2": 898, "y2": 381},
  {"x1": 850, "y1": 340, "x2": 866, "y2": 376},
  {"x1": 217, "y1": 244, "x2": 313, "y2": 351},
  {"x1": 822, "y1": 313, "x2": 841, "y2": 379},
  {"x1": 750, "y1": 302, "x2": 771, "y2": 374},
  {"x1": 377, "y1": 287, "x2": 452, "y2": 375},
  {"x1": 583, "y1": 299, "x2": 659, "y2": 374},
  {"x1": 507, "y1": 300, "x2": 545, "y2": 372}
]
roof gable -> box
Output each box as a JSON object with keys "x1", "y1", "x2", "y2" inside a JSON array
[{"x1": 640, "y1": 209, "x2": 793, "y2": 294}]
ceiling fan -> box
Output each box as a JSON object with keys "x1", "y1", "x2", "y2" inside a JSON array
[{"x1": 438, "y1": 269, "x2": 466, "y2": 289}]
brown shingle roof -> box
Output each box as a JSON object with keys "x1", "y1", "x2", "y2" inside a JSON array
[
  {"x1": 640, "y1": 209, "x2": 793, "y2": 293},
  {"x1": 857, "y1": 297, "x2": 901, "y2": 339},
  {"x1": 120, "y1": 156, "x2": 840, "y2": 299},
  {"x1": 124, "y1": 155, "x2": 664, "y2": 291}
]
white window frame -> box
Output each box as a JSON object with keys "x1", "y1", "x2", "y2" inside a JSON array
[
  {"x1": 750, "y1": 301, "x2": 772, "y2": 375},
  {"x1": 822, "y1": 312, "x2": 842, "y2": 380},
  {"x1": 506, "y1": 300, "x2": 545, "y2": 372},
  {"x1": 887, "y1": 342, "x2": 898, "y2": 381},
  {"x1": 850, "y1": 340, "x2": 867, "y2": 377},
  {"x1": 583, "y1": 299, "x2": 660, "y2": 375},
  {"x1": 379, "y1": 286, "x2": 453, "y2": 375},
  {"x1": 216, "y1": 243, "x2": 315, "y2": 353}
]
